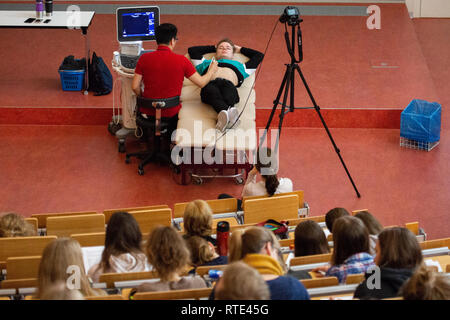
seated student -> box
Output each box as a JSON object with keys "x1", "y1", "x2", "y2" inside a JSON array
[
  {"x1": 215, "y1": 261, "x2": 270, "y2": 300},
  {"x1": 188, "y1": 38, "x2": 264, "y2": 131},
  {"x1": 88, "y1": 212, "x2": 151, "y2": 283},
  {"x1": 226, "y1": 226, "x2": 309, "y2": 300},
  {"x1": 218, "y1": 147, "x2": 293, "y2": 210},
  {"x1": 185, "y1": 235, "x2": 228, "y2": 274},
  {"x1": 354, "y1": 227, "x2": 423, "y2": 300},
  {"x1": 400, "y1": 264, "x2": 450, "y2": 300},
  {"x1": 37, "y1": 238, "x2": 106, "y2": 299},
  {"x1": 134, "y1": 226, "x2": 206, "y2": 293},
  {"x1": 287, "y1": 220, "x2": 331, "y2": 280},
  {"x1": 324, "y1": 207, "x2": 350, "y2": 234},
  {"x1": 354, "y1": 210, "x2": 384, "y2": 256},
  {"x1": 183, "y1": 200, "x2": 216, "y2": 246},
  {"x1": 0, "y1": 212, "x2": 36, "y2": 237},
  {"x1": 314, "y1": 216, "x2": 375, "y2": 284}
]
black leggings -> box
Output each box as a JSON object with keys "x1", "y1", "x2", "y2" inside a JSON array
[{"x1": 200, "y1": 78, "x2": 240, "y2": 113}]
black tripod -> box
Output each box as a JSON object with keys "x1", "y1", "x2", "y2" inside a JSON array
[{"x1": 260, "y1": 9, "x2": 361, "y2": 198}]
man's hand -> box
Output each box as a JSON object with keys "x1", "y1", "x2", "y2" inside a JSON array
[{"x1": 234, "y1": 45, "x2": 242, "y2": 53}]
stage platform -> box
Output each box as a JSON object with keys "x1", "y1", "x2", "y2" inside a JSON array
[{"x1": 0, "y1": 2, "x2": 443, "y2": 128}]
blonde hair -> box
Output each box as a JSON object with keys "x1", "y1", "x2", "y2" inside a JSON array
[
  {"x1": 39, "y1": 281, "x2": 85, "y2": 300},
  {"x1": 185, "y1": 236, "x2": 215, "y2": 266},
  {"x1": 37, "y1": 238, "x2": 103, "y2": 298},
  {"x1": 183, "y1": 200, "x2": 213, "y2": 237},
  {"x1": 146, "y1": 226, "x2": 191, "y2": 281},
  {"x1": 229, "y1": 226, "x2": 287, "y2": 273},
  {"x1": 0, "y1": 212, "x2": 36, "y2": 237},
  {"x1": 401, "y1": 265, "x2": 450, "y2": 300},
  {"x1": 215, "y1": 261, "x2": 270, "y2": 300}
]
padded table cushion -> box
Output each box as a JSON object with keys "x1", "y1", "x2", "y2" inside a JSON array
[{"x1": 176, "y1": 52, "x2": 257, "y2": 151}]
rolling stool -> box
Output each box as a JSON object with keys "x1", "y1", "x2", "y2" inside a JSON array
[{"x1": 125, "y1": 96, "x2": 180, "y2": 175}]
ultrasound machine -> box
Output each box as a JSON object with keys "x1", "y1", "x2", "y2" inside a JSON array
[
  {"x1": 110, "y1": 6, "x2": 160, "y2": 152},
  {"x1": 115, "y1": 6, "x2": 160, "y2": 73}
]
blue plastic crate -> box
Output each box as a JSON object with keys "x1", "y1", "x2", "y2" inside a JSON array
[
  {"x1": 58, "y1": 70, "x2": 85, "y2": 91},
  {"x1": 400, "y1": 99, "x2": 441, "y2": 143}
]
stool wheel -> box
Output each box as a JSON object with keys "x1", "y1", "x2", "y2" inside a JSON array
[
  {"x1": 138, "y1": 167, "x2": 145, "y2": 176},
  {"x1": 192, "y1": 177, "x2": 203, "y2": 185},
  {"x1": 125, "y1": 156, "x2": 130, "y2": 164},
  {"x1": 235, "y1": 177, "x2": 244, "y2": 185}
]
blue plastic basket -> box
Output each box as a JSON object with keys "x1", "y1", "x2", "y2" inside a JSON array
[
  {"x1": 400, "y1": 99, "x2": 441, "y2": 143},
  {"x1": 58, "y1": 70, "x2": 85, "y2": 91}
]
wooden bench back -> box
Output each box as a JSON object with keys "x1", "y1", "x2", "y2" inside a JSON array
[
  {"x1": 103, "y1": 205, "x2": 169, "y2": 224},
  {"x1": 242, "y1": 190, "x2": 305, "y2": 210},
  {"x1": 46, "y1": 214, "x2": 105, "y2": 238},
  {"x1": 71, "y1": 232, "x2": 105, "y2": 247},
  {"x1": 98, "y1": 271, "x2": 159, "y2": 289},
  {"x1": 31, "y1": 211, "x2": 98, "y2": 228},
  {"x1": 420, "y1": 237, "x2": 450, "y2": 250},
  {"x1": 130, "y1": 208, "x2": 172, "y2": 235},
  {"x1": 0, "y1": 236, "x2": 56, "y2": 268},
  {"x1": 133, "y1": 287, "x2": 213, "y2": 300},
  {"x1": 173, "y1": 198, "x2": 238, "y2": 219},
  {"x1": 6, "y1": 256, "x2": 41, "y2": 280},
  {"x1": 243, "y1": 194, "x2": 299, "y2": 224},
  {"x1": 290, "y1": 253, "x2": 332, "y2": 267}
]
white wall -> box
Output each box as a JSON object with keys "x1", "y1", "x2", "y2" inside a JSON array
[{"x1": 406, "y1": 0, "x2": 450, "y2": 18}]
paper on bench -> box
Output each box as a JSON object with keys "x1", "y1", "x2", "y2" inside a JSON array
[{"x1": 81, "y1": 246, "x2": 104, "y2": 274}]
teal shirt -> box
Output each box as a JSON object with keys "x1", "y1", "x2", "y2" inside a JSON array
[{"x1": 195, "y1": 58, "x2": 250, "y2": 79}]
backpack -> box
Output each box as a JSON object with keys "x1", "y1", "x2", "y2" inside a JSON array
[
  {"x1": 88, "y1": 52, "x2": 113, "y2": 96},
  {"x1": 257, "y1": 219, "x2": 289, "y2": 239}
]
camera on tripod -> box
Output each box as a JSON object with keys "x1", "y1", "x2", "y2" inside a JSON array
[{"x1": 279, "y1": 6, "x2": 302, "y2": 26}]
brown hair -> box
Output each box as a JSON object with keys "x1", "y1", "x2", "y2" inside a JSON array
[
  {"x1": 401, "y1": 265, "x2": 450, "y2": 300},
  {"x1": 215, "y1": 261, "x2": 270, "y2": 300},
  {"x1": 331, "y1": 216, "x2": 369, "y2": 266},
  {"x1": 294, "y1": 220, "x2": 330, "y2": 257},
  {"x1": 325, "y1": 207, "x2": 350, "y2": 232},
  {"x1": 185, "y1": 235, "x2": 215, "y2": 266},
  {"x1": 254, "y1": 147, "x2": 279, "y2": 196},
  {"x1": 377, "y1": 227, "x2": 423, "y2": 269},
  {"x1": 216, "y1": 38, "x2": 236, "y2": 52},
  {"x1": 183, "y1": 200, "x2": 213, "y2": 237},
  {"x1": 99, "y1": 211, "x2": 143, "y2": 272},
  {"x1": 229, "y1": 226, "x2": 286, "y2": 273},
  {"x1": 0, "y1": 212, "x2": 36, "y2": 237},
  {"x1": 38, "y1": 238, "x2": 103, "y2": 298},
  {"x1": 146, "y1": 226, "x2": 190, "y2": 281},
  {"x1": 354, "y1": 211, "x2": 383, "y2": 235}
]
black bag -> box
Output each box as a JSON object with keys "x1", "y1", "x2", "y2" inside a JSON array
[
  {"x1": 257, "y1": 219, "x2": 289, "y2": 239},
  {"x1": 88, "y1": 52, "x2": 113, "y2": 96}
]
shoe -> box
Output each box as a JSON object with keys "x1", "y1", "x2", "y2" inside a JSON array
[
  {"x1": 227, "y1": 107, "x2": 239, "y2": 128},
  {"x1": 216, "y1": 110, "x2": 229, "y2": 132}
]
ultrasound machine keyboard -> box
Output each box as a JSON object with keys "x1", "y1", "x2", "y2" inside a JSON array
[{"x1": 120, "y1": 54, "x2": 140, "y2": 70}]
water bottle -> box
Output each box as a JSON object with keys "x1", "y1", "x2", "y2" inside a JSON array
[
  {"x1": 208, "y1": 269, "x2": 223, "y2": 280},
  {"x1": 44, "y1": 0, "x2": 53, "y2": 17},
  {"x1": 36, "y1": 0, "x2": 44, "y2": 19},
  {"x1": 216, "y1": 221, "x2": 230, "y2": 256}
]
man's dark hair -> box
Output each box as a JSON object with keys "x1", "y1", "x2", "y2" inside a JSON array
[{"x1": 155, "y1": 23, "x2": 178, "y2": 45}]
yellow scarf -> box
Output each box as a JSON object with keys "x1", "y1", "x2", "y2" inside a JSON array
[{"x1": 242, "y1": 254, "x2": 284, "y2": 276}]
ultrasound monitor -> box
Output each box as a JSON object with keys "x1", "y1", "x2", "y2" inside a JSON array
[{"x1": 116, "y1": 6, "x2": 160, "y2": 42}]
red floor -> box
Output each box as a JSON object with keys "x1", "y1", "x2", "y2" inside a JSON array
[
  {"x1": 0, "y1": 3, "x2": 448, "y2": 240},
  {"x1": 0, "y1": 3, "x2": 441, "y2": 128}
]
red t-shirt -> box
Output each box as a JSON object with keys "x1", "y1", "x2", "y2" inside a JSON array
[{"x1": 134, "y1": 45, "x2": 196, "y2": 118}]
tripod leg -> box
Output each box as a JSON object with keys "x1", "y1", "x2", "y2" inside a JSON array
[
  {"x1": 294, "y1": 65, "x2": 361, "y2": 198},
  {"x1": 259, "y1": 64, "x2": 291, "y2": 150}
]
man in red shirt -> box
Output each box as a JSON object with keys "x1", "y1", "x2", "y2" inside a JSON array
[{"x1": 132, "y1": 23, "x2": 217, "y2": 143}]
